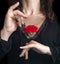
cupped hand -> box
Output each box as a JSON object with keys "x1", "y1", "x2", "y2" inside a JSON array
[
  {"x1": 4, "y1": 2, "x2": 27, "y2": 33},
  {"x1": 1, "y1": 2, "x2": 28, "y2": 41}
]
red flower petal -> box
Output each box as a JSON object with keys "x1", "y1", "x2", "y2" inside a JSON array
[{"x1": 24, "y1": 25, "x2": 38, "y2": 33}]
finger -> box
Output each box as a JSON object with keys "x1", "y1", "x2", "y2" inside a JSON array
[
  {"x1": 19, "y1": 49, "x2": 26, "y2": 57},
  {"x1": 15, "y1": 15, "x2": 24, "y2": 27},
  {"x1": 13, "y1": 10, "x2": 28, "y2": 18},
  {"x1": 25, "y1": 51, "x2": 28, "y2": 60},
  {"x1": 20, "y1": 44, "x2": 34, "y2": 49},
  {"x1": 15, "y1": 15, "x2": 21, "y2": 22},
  {"x1": 10, "y1": 2, "x2": 19, "y2": 10}
]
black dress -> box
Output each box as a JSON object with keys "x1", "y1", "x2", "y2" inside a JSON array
[{"x1": 0, "y1": 19, "x2": 60, "y2": 64}]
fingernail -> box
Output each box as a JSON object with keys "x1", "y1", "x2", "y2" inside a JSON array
[
  {"x1": 19, "y1": 55, "x2": 22, "y2": 57},
  {"x1": 20, "y1": 47, "x2": 23, "y2": 48},
  {"x1": 17, "y1": 2, "x2": 19, "y2": 4}
]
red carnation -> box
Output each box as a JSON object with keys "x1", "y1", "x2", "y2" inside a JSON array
[{"x1": 24, "y1": 25, "x2": 38, "y2": 38}]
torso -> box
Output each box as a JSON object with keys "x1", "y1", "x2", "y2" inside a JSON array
[
  {"x1": 19, "y1": 14, "x2": 46, "y2": 38},
  {"x1": 7, "y1": 19, "x2": 59, "y2": 64}
]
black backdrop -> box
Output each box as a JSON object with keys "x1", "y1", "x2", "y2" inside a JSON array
[
  {"x1": 0, "y1": 0, "x2": 60, "y2": 64},
  {"x1": 0, "y1": 0, "x2": 8, "y2": 30}
]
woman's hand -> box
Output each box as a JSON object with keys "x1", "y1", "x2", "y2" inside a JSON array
[
  {"x1": 20, "y1": 40, "x2": 51, "y2": 58},
  {"x1": 1, "y1": 2, "x2": 27, "y2": 41}
]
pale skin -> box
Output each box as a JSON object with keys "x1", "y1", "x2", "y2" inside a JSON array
[{"x1": 0, "y1": 0, "x2": 51, "y2": 60}]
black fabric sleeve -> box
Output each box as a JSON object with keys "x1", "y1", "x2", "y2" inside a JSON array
[
  {"x1": 49, "y1": 26, "x2": 60, "y2": 63},
  {"x1": 0, "y1": 38, "x2": 12, "y2": 61},
  {"x1": 50, "y1": 46, "x2": 60, "y2": 63}
]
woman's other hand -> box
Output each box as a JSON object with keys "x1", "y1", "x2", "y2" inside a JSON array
[{"x1": 20, "y1": 40, "x2": 52, "y2": 57}]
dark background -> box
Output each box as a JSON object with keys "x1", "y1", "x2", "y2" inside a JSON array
[
  {"x1": 0, "y1": 0, "x2": 8, "y2": 30},
  {"x1": 0, "y1": 0, "x2": 60, "y2": 64}
]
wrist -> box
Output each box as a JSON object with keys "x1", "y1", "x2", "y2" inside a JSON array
[
  {"x1": 35, "y1": 43, "x2": 51, "y2": 55},
  {"x1": 1, "y1": 28, "x2": 11, "y2": 41},
  {"x1": 46, "y1": 46, "x2": 52, "y2": 55}
]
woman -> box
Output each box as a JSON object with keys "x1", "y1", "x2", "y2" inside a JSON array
[{"x1": 0, "y1": 0, "x2": 60, "y2": 64}]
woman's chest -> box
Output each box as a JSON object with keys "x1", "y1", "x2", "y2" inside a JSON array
[{"x1": 21, "y1": 15, "x2": 45, "y2": 28}]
